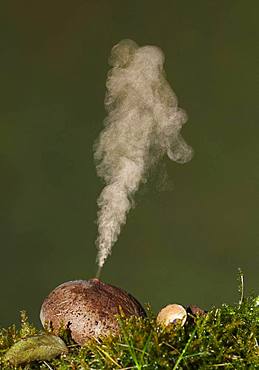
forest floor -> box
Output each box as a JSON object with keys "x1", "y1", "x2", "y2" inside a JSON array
[{"x1": 1, "y1": 276, "x2": 258, "y2": 369}]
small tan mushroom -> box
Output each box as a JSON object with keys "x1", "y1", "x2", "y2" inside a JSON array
[
  {"x1": 157, "y1": 304, "x2": 187, "y2": 327},
  {"x1": 40, "y1": 279, "x2": 145, "y2": 345}
]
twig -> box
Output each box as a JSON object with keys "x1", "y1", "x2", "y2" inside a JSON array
[{"x1": 43, "y1": 361, "x2": 54, "y2": 370}]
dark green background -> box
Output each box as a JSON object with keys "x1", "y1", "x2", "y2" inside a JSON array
[{"x1": 0, "y1": 1, "x2": 258, "y2": 327}]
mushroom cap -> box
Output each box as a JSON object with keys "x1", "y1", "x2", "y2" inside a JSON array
[
  {"x1": 157, "y1": 304, "x2": 187, "y2": 327},
  {"x1": 40, "y1": 279, "x2": 145, "y2": 345}
]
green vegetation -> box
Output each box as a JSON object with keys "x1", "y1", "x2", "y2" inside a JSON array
[{"x1": 1, "y1": 281, "x2": 259, "y2": 369}]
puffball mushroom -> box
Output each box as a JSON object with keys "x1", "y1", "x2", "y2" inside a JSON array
[
  {"x1": 157, "y1": 304, "x2": 187, "y2": 327},
  {"x1": 40, "y1": 279, "x2": 145, "y2": 345}
]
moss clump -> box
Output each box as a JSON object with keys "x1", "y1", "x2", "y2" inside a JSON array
[{"x1": 0, "y1": 296, "x2": 258, "y2": 370}]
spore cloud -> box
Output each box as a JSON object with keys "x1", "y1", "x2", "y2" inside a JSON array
[{"x1": 94, "y1": 39, "x2": 193, "y2": 273}]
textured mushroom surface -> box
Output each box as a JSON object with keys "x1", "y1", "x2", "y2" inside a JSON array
[{"x1": 40, "y1": 279, "x2": 145, "y2": 345}]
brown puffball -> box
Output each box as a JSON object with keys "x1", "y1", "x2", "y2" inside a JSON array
[{"x1": 40, "y1": 279, "x2": 145, "y2": 345}]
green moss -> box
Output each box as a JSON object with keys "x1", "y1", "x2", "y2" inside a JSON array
[{"x1": 1, "y1": 289, "x2": 259, "y2": 369}]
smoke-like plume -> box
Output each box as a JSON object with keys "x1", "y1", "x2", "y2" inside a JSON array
[{"x1": 94, "y1": 39, "x2": 193, "y2": 272}]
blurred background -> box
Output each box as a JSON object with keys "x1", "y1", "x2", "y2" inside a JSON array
[{"x1": 0, "y1": 0, "x2": 258, "y2": 327}]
